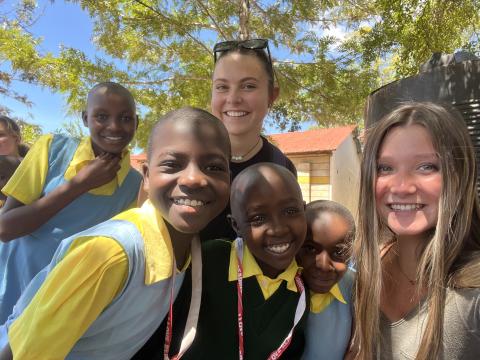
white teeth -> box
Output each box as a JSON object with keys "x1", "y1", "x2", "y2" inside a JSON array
[
  {"x1": 390, "y1": 204, "x2": 422, "y2": 211},
  {"x1": 266, "y1": 243, "x2": 291, "y2": 254},
  {"x1": 105, "y1": 136, "x2": 123, "y2": 141},
  {"x1": 226, "y1": 111, "x2": 247, "y2": 117},
  {"x1": 173, "y1": 198, "x2": 205, "y2": 207}
]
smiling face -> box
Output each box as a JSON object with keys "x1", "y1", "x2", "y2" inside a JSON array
[
  {"x1": 298, "y1": 211, "x2": 350, "y2": 293},
  {"x1": 0, "y1": 122, "x2": 20, "y2": 156},
  {"x1": 231, "y1": 165, "x2": 306, "y2": 278},
  {"x1": 143, "y1": 119, "x2": 230, "y2": 237},
  {"x1": 211, "y1": 52, "x2": 278, "y2": 138},
  {"x1": 82, "y1": 87, "x2": 137, "y2": 156},
  {"x1": 375, "y1": 124, "x2": 442, "y2": 241}
]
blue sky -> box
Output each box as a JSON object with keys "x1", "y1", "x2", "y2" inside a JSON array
[
  {"x1": 1, "y1": 0, "x2": 316, "y2": 135},
  {"x1": 1, "y1": 0, "x2": 97, "y2": 133}
]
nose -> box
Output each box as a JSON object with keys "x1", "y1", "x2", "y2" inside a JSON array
[
  {"x1": 266, "y1": 215, "x2": 288, "y2": 237},
  {"x1": 316, "y1": 251, "x2": 334, "y2": 272},
  {"x1": 106, "y1": 118, "x2": 123, "y2": 132},
  {"x1": 390, "y1": 171, "x2": 416, "y2": 195},
  {"x1": 178, "y1": 163, "x2": 208, "y2": 189},
  {"x1": 226, "y1": 88, "x2": 242, "y2": 105}
]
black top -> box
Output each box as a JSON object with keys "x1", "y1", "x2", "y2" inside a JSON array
[{"x1": 200, "y1": 136, "x2": 297, "y2": 242}]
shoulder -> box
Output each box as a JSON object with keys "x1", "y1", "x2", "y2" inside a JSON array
[
  {"x1": 262, "y1": 137, "x2": 297, "y2": 176},
  {"x1": 126, "y1": 166, "x2": 143, "y2": 183},
  {"x1": 112, "y1": 208, "x2": 148, "y2": 238},
  {"x1": 50, "y1": 134, "x2": 79, "y2": 148},
  {"x1": 449, "y1": 288, "x2": 480, "y2": 325},
  {"x1": 68, "y1": 235, "x2": 128, "y2": 264},
  {"x1": 25, "y1": 134, "x2": 55, "y2": 156},
  {"x1": 339, "y1": 268, "x2": 356, "y2": 302}
]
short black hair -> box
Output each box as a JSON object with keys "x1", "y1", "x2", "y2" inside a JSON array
[
  {"x1": 306, "y1": 200, "x2": 356, "y2": 241},
  {"x1": 230, "y1": 162, "x2": 302, "y2": 214},
  {"x1": 146, "y1": 106, "x2": 231, "y2": 160},
  {"x1": 87, "y1": 82, "x2": 136, "y2": 109}
]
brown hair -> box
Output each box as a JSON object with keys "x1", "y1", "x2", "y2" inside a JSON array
[
  {"x1": 215, "y1": 47, "x2": 276, "y2": 93},
  {"x1": 0, "y1": 116, "x2": 28, "y2": 156},
  {"x1": 353, "y1": 102, "x2": 480, "y2": 359}
]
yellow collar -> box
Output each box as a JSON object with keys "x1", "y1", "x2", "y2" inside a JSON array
[
  {"x1": 114, "y1": 200, "x2": 191, "y2": 285},
  {"x1": 310, "y1": 283, "x2": 347, "y2": 314},
  {"x1": 228, "y1": 241, "x2": 300, "y2": 299},
  {"x1": 64, "y1": 137, "x2": 131, "y2": 195}
]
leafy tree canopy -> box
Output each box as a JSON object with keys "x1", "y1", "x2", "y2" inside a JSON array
[{"x1": 1, "y1": 0, "x2": 479, "y2": 148}]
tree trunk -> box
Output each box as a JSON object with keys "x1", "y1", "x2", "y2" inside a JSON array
[{"x1": 239, "y1": 0, "x2": 250, "y2": 40}]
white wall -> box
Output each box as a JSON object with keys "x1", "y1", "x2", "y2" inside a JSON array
[{"x1": 330, "y1": 134, "x2": 361, "y2": 216}]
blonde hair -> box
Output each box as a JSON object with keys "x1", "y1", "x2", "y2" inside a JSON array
[{"x1": 353, "y1": 102, "x2": 480, "y2": 359}]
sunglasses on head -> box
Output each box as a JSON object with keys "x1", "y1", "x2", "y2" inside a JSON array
[{"x1": 213, "y1": 38, "x2": 272, "y2": 64}]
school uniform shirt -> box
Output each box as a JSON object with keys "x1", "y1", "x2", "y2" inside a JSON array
[
  {"x1": 0, "y1": 134, "x2": 141, "y2": 324},
  {"x1": 200, "y1": 136, "x2": 297, "y2": 242},
  {"x1": 302, "y1": 269, "x2": 355, "y2": 360},
  {"x1": 180, "y1": 239, "x2": 307, "y2": 360},
  {"x1": 2, "y1": 200, "x2": 191, "y2": 360}
]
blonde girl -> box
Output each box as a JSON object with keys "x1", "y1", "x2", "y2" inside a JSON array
[{"x1": 352, "y1": 102, "x2": 480, "y2": 359}]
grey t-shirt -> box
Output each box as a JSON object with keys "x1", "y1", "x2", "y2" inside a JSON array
[{"x1": 380, "y1": 288, "x2": 480, "y2": 359}]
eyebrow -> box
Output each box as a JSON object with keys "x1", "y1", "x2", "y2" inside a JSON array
[
  {"x1": 213, "y1": 77, "x2": 259, "y2": 83},
  {"x1": 377, "y1": 153, "x2": 439, "y2": 161},
  {"x1": 157, "y1": 150, "x2": 228, "y2": 161},
  {"x1": 245, "y1": 198, "x2": 301, "y2": 211}
]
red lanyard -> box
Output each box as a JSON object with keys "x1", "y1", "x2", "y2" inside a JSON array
[
  {"x1": 164, "y1": 281, "x2": 178, "y2": 360},
  {"x1": 163, "y1": 236, "x2": 202, "y2": 360},
  {"x1": 235, "y1": 238, "x2": 306, "y2": 360}
]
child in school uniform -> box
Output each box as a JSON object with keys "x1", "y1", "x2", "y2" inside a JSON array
[
  {"x1": 0, "y1": 107, "x2": 231, "y2": 360},
  {"x1": 0, "y1": 82, "x2": 142, "y2": 324},
  {"x1": 176, "y1": 162, "x2": 308, "y2": 359},
  {"x1": 0, "y1": 156, "x2": 21, "y2": 209},
  {"x1": 297, "y1": 200, "x2": 356, "y2": 360}
]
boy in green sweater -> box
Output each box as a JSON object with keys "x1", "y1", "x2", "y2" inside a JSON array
[{"x1": 181, "y1": 162, "x2": 308, "y2": 359}]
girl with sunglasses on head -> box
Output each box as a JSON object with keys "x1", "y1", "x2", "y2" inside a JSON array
[
  {"x1": 347, "y1": 102, "x2": 480, "y2": 360},
  {"x1": 200, "y1": 38, "x2": 297, "y2": 242},
  {"x1": 132, "y1": 39, "x2": 298, "y2": 359}
]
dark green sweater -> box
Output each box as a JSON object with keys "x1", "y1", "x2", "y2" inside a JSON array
[{"x1": 132, "y1": 239, "x2": 307, "y2": 360}]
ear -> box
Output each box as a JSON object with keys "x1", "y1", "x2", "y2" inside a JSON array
[
  {"x1": 135, "y1": 115, "x2": 140, "y2": 130},
  {"x1": 81, "y1": 111, "x2": 88, "y2": 127},
  {"x1": 13, "y1": 133, "x2": 20, "y2": 145},
  {"x1": 303, "y1": 201, "x2": 306, "y2": 211},
  {"x1": 269, "y1": 86, "x2": 280, "y2": 106},
  {"x1": 227, "y1": 214, "x2": 241, "y2": 236},
  {"x1": 142, "y1": 162, "x2": 150, "y2": 193}
]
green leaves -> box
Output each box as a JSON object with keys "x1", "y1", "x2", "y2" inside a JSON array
[{"x1": 1, "y1": 0, "x2": 479, "y2": 149}]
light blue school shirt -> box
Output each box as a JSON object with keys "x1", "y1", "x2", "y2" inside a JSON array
[
  {"x1": 302, "y1": 269, "x2": 355, "y2": 360},
  {"x1": 0, "y1": 134, "x2": 141, "y2": 323}
]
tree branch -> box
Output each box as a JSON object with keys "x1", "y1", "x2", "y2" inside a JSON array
[
  {"x1": 193, "y1": 0, "x2": 228, "y2": 40},
  {"x1": 275, "y1": 67, "x2": 328, "y2": 100},
  {"x1": 131, "y1": 0, "x2": 211, "y2": 54}
]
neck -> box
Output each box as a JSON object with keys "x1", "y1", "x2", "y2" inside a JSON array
[
  {"x1": 229, "y1": 133, "x2": 262, "y2": 162},
  {"x1": 395, "y1": 234, "x2": 427, "y2": 281},
  {"x1": 255, "y1": 257, "x2": 282, "y2": 279},
  {"x1": 165, "y1": 222, "x2": 193, "y2": 270}
]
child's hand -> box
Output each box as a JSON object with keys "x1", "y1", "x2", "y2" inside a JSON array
[{"x1": 71, "y1": 153, "x2": 121, "y2": 192}]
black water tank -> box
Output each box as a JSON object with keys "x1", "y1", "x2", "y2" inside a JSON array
[{"x1": 364, "y1": 52, "x2": 480, "y2": 193}]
